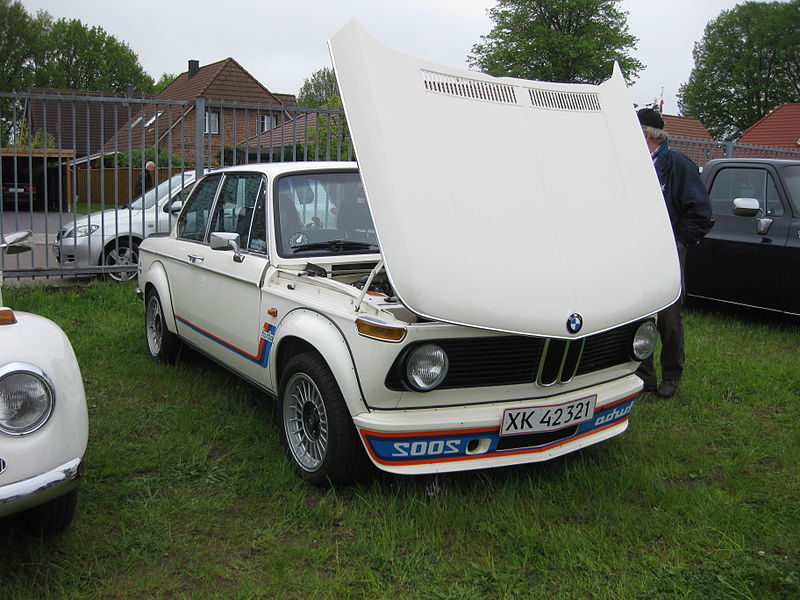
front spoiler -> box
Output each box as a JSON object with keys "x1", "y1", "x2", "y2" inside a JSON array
[
  {"x1": 353, "y1": 376, "x2": 641, "y2": 475},
  {"x1": 0, "y1": 458, "x2": 83, "y2": 519}
]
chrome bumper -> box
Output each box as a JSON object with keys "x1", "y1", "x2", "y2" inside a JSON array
[{"x1": 0, "y1": 458, "x2": 83, "y2": 519}]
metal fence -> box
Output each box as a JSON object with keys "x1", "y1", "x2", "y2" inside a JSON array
[
  {"x1": 2, "y1": 89, "x2": 800, "y2": 280},
  {"x1": 670, "y1": 136, "x2": 800, "y2": 166},
  {"x1": 1, "y1": 91, "x2": 352, "y2": 279}
]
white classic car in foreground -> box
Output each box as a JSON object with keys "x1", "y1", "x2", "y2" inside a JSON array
[
  {"x1": 1, "y1": 232, "x2": 88, "y2": 533},
  {"x1": 137, "y1": 23, "x2": 679, "y2": 486}
]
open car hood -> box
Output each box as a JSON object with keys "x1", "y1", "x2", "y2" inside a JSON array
[{"x1": 329, "y1": 21, "x2": 680, "y2": 338}]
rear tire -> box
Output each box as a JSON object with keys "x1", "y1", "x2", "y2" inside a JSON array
[
  {"x1": 103, "y1": 238, "x2": 139, "y2": 281},
  {"x1": 278, "y1": 352, "x2": 371, "y2": 487},
  {"x1": 145, "y1": 289, "x2": 180, "y2": 362}
]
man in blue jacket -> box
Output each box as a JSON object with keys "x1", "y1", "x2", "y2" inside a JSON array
[{"x1": 637, "y1": 108, "x2": 713, "y2": 398}]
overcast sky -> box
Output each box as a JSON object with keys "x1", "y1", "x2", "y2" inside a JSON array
[{"x1": 20, "y1": 0, "x2": 753, "y2": 115}]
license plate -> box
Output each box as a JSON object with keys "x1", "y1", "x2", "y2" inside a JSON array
[{"x1": 500, "y1": 395, "x2": 596, "y2": 436}]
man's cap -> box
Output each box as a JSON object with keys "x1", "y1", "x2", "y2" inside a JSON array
[{"x1": 637, "y1": 108, "x2": 664, "y2": 130}]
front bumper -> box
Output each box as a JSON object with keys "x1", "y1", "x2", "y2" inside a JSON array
[
  {"x1": 0, "y1": 458, "x2": 83, "y2": 519},
  {"x1": 353, "y1": 375, "x2": 641, "y2": 475}
]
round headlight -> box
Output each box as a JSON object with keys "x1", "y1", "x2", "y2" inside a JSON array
[
  {"x1": 404, "y1": 344, "x2": 449, "y2": 391},
  {"x1": 0, "y1": 363, "x2": 55, "y2": 436},
  {"x1": 631, "y1": 321, "x2": 658, "y2": 361}
]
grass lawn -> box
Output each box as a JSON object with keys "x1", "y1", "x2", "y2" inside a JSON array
[{"x1": 1, "y1": 280, "x2": 798, "y2": 599}]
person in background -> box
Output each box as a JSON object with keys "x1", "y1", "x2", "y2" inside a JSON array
[
  {"x1": 135, "y1": 161, "x2": 156, "y2": 197},
  {"x1": 636, "y1": 108, "x2": 713, "y2": 398}
]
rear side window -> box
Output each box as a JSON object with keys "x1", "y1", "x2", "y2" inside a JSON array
[
  {"x1": 176, "y1": 174, "x2": 221, "y2": 241},
  {"x1": 708, "y1": 167, "x2": 784, "y2": 217}
]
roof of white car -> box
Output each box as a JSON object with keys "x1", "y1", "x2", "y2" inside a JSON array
[{"x1": 209, "y1": 161, "x2": 358, "y2": 177}]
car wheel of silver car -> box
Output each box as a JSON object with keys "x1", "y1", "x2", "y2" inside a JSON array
[
  {"x1": 145, "y1": 289, "x2": 180, "y2": 362},
  {"x1": 103, "y1": 239, "x2": 139, "y2": 282},
  {"x1": 18, "y1": 489, "x2": 78, "y2": 535},
  {"x1": 278, "y1": 352, "x2": 370, "y2": 487}
]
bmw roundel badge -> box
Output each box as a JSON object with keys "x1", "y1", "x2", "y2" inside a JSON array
[{"x1": 566, "y1": 313, "x2": 583, "y2": 334}]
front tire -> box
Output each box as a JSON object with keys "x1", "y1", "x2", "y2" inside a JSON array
[
  {"x1": 19, "y1": 489, "x2": 78, "y2": 535},
  {"x1": 145, "y1": 289, "x2": 180, "y2": 362},
  {"x1": 103, "y1": 238, "x2": 139, "y2": 281},
  {"x1": 278, "y1": 353, "x2": 370, "y2": 487}
]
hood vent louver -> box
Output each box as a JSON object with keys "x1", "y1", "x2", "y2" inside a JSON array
[
  {"x1": 421, "y1": 70, "x2": 517, "y2": 105},
  {"x1": 527, "y1": 88, "x2": 601, "y2": 112}
]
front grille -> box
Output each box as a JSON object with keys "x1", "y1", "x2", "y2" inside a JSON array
[{"x1": 385, "y1": 322, "x2": 640, "y2": 391}]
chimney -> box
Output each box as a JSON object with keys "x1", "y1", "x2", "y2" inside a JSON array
[{"x1": 188, "y1": 60, "x2": 200, "y2": 78}]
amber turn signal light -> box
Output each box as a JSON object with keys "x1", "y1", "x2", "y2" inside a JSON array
[
  {"x1": 355, "y1": 317, "x2": 406, "y2": 341},
  {"x1": 0, "y1": 308, "x2": 17, "y2": 325}
]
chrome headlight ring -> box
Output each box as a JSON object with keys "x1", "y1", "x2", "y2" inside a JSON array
[
  {"x1": 0, "y1": 362, "x2": 56, "y2": 436},
  {"x1": 631, "y1": 320, "x2": 658, "y2": 361},
  {"x1": 403, "y1": 343, "x2": 449, "y2": 392}
]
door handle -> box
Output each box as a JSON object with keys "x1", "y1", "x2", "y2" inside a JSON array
[{"x1": 187, "y1": 254, "x2": 204, "y2": 263}]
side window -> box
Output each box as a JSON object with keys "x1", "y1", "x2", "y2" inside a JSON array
[
  {"x1": 708, "y1": 168, "x2": 784, "y2": 217},
  {"x1": 176, "y1": 175, "x2": 221, "y2": 241},
  {"x1": 209, "y1": 174, "x2": 265, "y2": 246}
]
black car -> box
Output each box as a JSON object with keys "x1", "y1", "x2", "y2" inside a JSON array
[
  {"x1": 1, "y1": 181, "x2": 37, "y2": 205},
  {"x1": 686, "y1": 158, "x2": 800, "y2": 314}
]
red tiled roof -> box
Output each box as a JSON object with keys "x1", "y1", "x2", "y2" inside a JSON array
[
  {"x1": 662, "y1": 114, "x2": 713, "y2": 141},
  {"x1": 738, "y1": 104, "x2": 800, "y2": 149},
  {"x1": 105, "y1": 58, "x2": 294, "y2": 153},
  {"x1": 245, "y1": 111, "x2": 345, "y2": 148},
  {"x1": 158, "y1": 58, "x2": 285, "y2": 106}
]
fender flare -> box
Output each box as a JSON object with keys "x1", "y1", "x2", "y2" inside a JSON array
[
  {"x1": 272, "y1": 308, "x2": 367, "y2": 417},
  {"x1": 142, "y1": 260, "x2": 177, "y2": 334}
]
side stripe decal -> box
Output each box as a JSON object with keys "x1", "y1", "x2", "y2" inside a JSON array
[{"x1": 176, "y1": 315, "x2": 276, "y2": 368}]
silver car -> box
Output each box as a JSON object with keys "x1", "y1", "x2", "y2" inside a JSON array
[{"x1": 53, "y1": 172, "x2": 197, "y2": 280}]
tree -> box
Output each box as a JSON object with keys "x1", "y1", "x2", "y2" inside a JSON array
[
  {"x1": 468, "y1": 0, "x2": 643, "y2": 84},
  {"x1": 34, "y1": 17, "x2": 154, "y2": 94},
  {"x1": 298, "y1": 67, "x2": 340, "y2": 108},
  {"x1": 0, "y1": 1, "x2": 40, "y2": 93},
  {"x1": 153, "y1": 73, "x2": 178, "y2": 94},
  {"x1": 678, "y1": 1, "x2": 800, "y2": 141}
]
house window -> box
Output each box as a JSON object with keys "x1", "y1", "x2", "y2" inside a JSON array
[
  {"x1": 259, "y1": 114, "x2": 276, "y2": 133},
  {"x1": 145, "y1": 110, "x2": 164, "y2": 128},
  {"x1": 205, "y1": 111, "x2": 219, "y2": 134}
]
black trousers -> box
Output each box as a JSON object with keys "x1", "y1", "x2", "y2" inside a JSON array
[{"x1": 637, "y1": 242, "x2": 687, "y2": 385}]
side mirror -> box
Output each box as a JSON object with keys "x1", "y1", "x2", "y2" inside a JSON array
[
  {"x1": 732, "y1": 197, "x2": 761, "y2": 217},
  {"x1": 166, "y1": 200, "x2": 183, "y2": 214},
  {"x1": 210, "y1": 231, "x2": 245, "y2": 263},
  {"x1": 0, "y1": 230, "x2": 33, "y2": 255}
]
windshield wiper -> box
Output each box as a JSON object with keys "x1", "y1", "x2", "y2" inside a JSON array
[{"x1": 291, "y1": 239, "x2": 379, "y2": 253}]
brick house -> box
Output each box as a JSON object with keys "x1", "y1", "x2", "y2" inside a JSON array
[
  {"x1": 738, "y1": 104, "x2": 800, "y2": 150},
  {"x1": 105, "y1": 58, "x2": 297, "y2": 166},
  {"x1": 25, "y1": 88, "x2": 149, "y2": 159},
  {"x1": 661, "y1": 114, "x2": 713, "y2": 142},
  {"x1": 659, "y1": 113, "x2": 718, "y2": 165},
  {"x1": 239, "y1": 110, "x2": 351, "y2": 162}
]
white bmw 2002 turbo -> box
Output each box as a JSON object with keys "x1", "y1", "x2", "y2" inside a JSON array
[
  {"x1": 136, "y1": 23, "x2": 681, "y2": 486},
  {"x1": 0, "y1": 232, "x2": 88, "y2": 533}
]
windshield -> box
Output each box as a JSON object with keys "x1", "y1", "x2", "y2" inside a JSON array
[
  {"x1": 275, "y1": 171, "x2": 378, "y2": 257},
  {"x1": 129, "y1": 172, "x2": 193, "y2": 210},
  {"x1": 782, "y1": 165, "x2": 800, "y2": 213}
]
